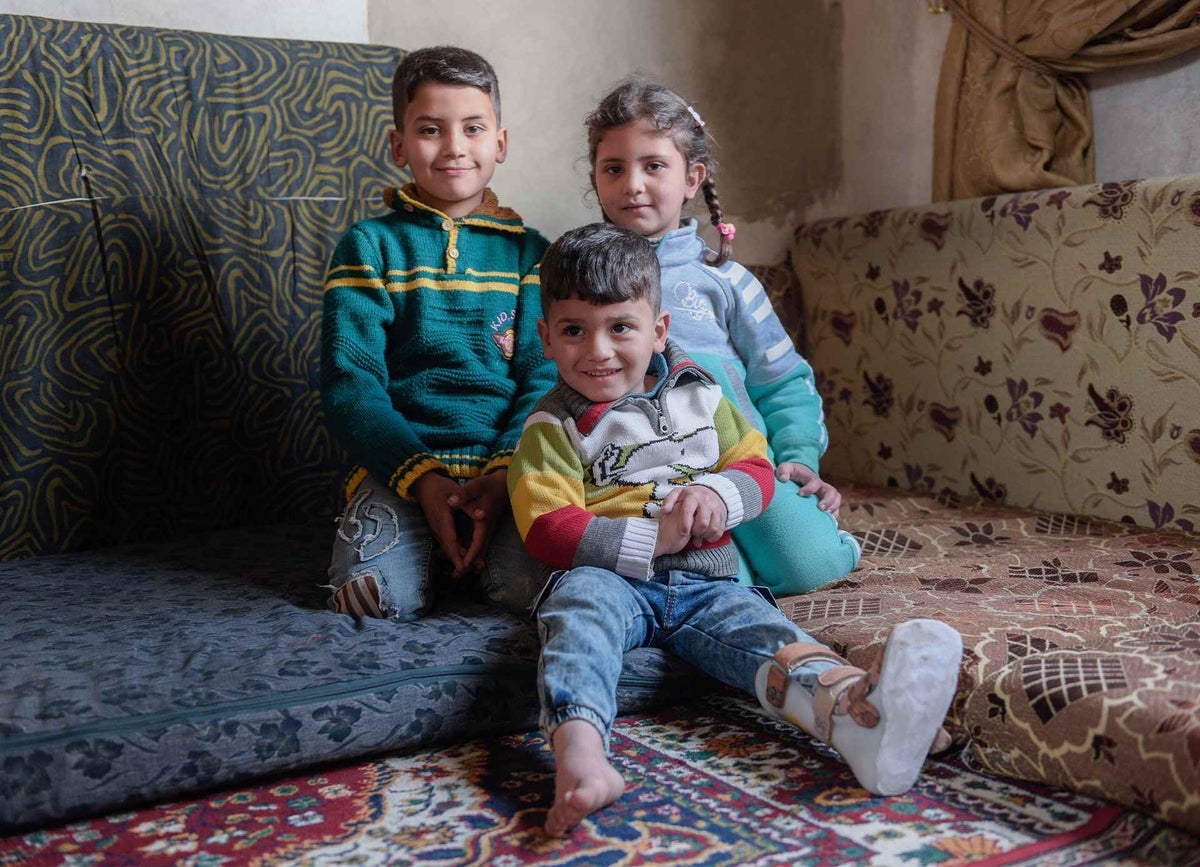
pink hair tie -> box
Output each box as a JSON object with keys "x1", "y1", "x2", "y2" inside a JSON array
[{"x1": 717, "y1": 222, "x2": 736, "y2": 239}]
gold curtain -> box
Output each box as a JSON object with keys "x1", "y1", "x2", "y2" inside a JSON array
[{"x1": 933, "y1": 0, "x2": 1200, "y2": 200}]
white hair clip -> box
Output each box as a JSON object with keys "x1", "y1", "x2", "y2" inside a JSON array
[{"x1": 686, "y1": 105, "x2": 705, "y2": 128}]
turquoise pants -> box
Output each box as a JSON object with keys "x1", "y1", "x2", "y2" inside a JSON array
[{"x1": 732, "y1": 475, "x2": 861, "y2": 595}]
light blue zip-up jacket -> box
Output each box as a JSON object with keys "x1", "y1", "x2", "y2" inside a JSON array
[{"x1": 656, "y1": 219, "x2": 827, "y2": 472}]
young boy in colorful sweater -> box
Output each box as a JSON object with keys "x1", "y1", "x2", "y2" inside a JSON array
[
  {"x1": 507, "y1": 223, "x2": 962, "y2": 836},
  {"x1": 321, "y1": 46, "x2": 554, "y2": 621}
]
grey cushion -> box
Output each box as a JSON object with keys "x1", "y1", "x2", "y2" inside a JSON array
[{"x1": 0, "y1": 524, "x2": 698, "y2": 830}]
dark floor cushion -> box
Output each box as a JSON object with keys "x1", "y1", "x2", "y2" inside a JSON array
[{"x1": 0, "y1": 523, "x2": 696, "y2": 830}]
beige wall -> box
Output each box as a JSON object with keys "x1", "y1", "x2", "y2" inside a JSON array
[
  {"x1": 0, "y1": 0, "x2": 367, "y2": 43},
  {"x1": 1090, "y1": 52, "x2": 1200, "y2": 185},
  {"x1": 8, "y1": 2, "x2": 1193, "y2": 263},
  {"x1": 3, "y1": 0, "x2": 953, "y2": 264},
  {"x1": 372, "y1": 0, "x2": 951, "y2": 265},
  {"x1": 806, "y1": 3, "x2": 949, "y2": 222}
]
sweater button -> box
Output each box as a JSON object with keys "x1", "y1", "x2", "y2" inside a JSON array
[
  {"x1": 447, "y1": 247, "x2": 459, "y2": 259},
  {"x1": 441, "y1": 218, "x2": 454, "y2": 231}
]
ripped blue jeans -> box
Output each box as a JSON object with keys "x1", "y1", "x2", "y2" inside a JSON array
[{"x1": 325, "y1": 473, "x2": 547, "y2": 621}]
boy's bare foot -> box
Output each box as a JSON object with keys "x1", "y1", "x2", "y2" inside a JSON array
[{"x1": 545, "y1": 719, "x2": 625, "y2": 837}]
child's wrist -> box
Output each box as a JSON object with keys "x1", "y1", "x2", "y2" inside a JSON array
[{"x1": 412, "y1": 469, "x2": 451, "y2": 496}]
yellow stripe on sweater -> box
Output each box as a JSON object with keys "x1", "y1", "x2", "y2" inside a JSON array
[
  {"x1": 716, "y1": 422, "x2": 768, "y2": 469},
  {"x1": 437, "y1": 453, "x2": 492, "y2": 464},
  {"x1": 509, "y1": 468, "x2": 587, "y2": 539},
  {"x1": 327, "y1": 266, "x2": 523, "y2": 289},
  {"x1": 508, "y1": 419, "x2": 588, "y2": 538},
  {"x1": 382, "y1": 277, "x2": 520, "y2": 294},
  {"x1": 390, "y1": 457, "x2": 447, "y2": 499},
  {"x1": 381, "y1": 266, "x2": 521, "y2": 279},
  {"x1": 584, "y1": 483, "x2": 662, "y2": 516},
  {"x1": 463, "y1": 268, "x2": 522, "y2": 279},
  {"x1": 343, "y1": 466, "x2": 370, "y2": 501},
  {"x1": 324, "y1": 277, "x2": 387, "y2": 291},
  {"x1": 381, "y1": 266, "x2": 443, "y2": 277}
]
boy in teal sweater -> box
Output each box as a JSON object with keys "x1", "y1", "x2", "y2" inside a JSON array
[{"x1": 321, "y1": 46, "x2": 554, "y2": 621}]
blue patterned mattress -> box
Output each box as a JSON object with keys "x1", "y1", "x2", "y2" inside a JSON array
[{"x1": 0, "y1": 524, "x2": 697, "y2": 830}]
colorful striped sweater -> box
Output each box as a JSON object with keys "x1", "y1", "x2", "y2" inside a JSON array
[
  {"x1": 321, "y1": 185, "x2": 553, "y2": 499},
  {"x1": 508, "y1": 340, "x2": 776, "y2": 579}
]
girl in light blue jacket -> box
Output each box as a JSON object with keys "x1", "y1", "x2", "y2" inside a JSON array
[{"x1": 582, "y1": 79, "x2": 861, "y2": 594}]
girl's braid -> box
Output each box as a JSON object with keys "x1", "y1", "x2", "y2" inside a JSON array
[{"x1": 701, "y1": 177, "x2": 731, "y2": 267}]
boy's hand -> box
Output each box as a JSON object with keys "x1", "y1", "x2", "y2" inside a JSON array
[
  {"x1": 655, "y1": 485, "x2": 728, "y2": 557},
  {"x1": 449, "y1": 470, "x2": 509, "y2": 575},
  {"x1": 777, "y1": 462, "x2": 842, "y2": 518},
  {"x1": 412, "y1": 471, "x2": 468, "y2": 576}
]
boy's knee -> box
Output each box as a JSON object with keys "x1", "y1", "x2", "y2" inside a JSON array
[
  {"x1": 480, "y1": 518, "x2": 554, "y2": 617},
  {"x1": 326, "y1": 475, "x2": 435, "y2": 620},
  {"x1": 326, "y1": 567, "x2": 432, "y2": 622},
  {"x1": 538, "y1": 566, "x2": 622, "y2": 614},
  {"x1": 813, "y1": 529, "x2": 861, "y2": 573}
]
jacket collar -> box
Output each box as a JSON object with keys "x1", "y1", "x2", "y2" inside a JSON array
[
  {"x1": 383, "y1": 184, "x2": 527, "y2": 234},
  {"x1": 563, "y1": 339, "x2": 716, "y2": 435},
  {"x1": 655, "y1": 218, "x2": 706, "y2": 268}
]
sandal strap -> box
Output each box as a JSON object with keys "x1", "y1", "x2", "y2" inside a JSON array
[
  {"x1": 764, "y1": 643, "x2": 850, "y2": 709},
  {"x1": 813, "y1": 665, "x2": 872, "y2": 742}
]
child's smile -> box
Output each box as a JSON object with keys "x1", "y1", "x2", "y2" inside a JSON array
[
  {"x1": 390, "y1": 81, "x2": 508, "y2": 218},
  {"x1": 538, "y1": 296, "x2": 669, "y2": 404},
  {"x1": 592, "y1": 118, "x2": 705, "y2": 240}
]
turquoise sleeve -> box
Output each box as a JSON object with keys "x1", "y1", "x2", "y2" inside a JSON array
[
  {"x1": 320, "y1": 227, "x2": 439, "y2": 495},
  {"x1": 491, "y1": 231, "x2": 557, "y2": 460}
]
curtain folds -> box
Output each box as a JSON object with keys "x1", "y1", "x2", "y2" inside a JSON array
[{"x1": 932, "y1": 0, "x2": 1200, "y2": 200}]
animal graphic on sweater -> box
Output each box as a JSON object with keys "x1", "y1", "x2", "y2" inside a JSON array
[{"x1": 589, "y1": 426, "x2": 719, "y2": 516}]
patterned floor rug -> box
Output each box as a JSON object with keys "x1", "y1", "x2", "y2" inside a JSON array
[{"x1": 3, "y1": 695, "x2": 1198, "y2": 866}]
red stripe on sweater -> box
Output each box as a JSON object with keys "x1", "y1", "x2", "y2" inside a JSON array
[
  {"x1": 687, "y1": 532, "x2": 732, "y2": 551},
  {"x1": 729, "y1": 456, "x2": 777, "y2": 511},
  {"x1": 525, "y1": 506, "x2": 594, "y2": 569},
  {"x1": 575, "y1": 401, "x2": 615, "y2": 436},
  {"x1": 667, "y1": 360, "x2": 701, "y2": 376}
]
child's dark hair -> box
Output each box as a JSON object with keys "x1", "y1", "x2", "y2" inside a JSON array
[
  {"x1": 585, "y1": 78, "x2": 731, "y2": 266},
  {"x1": 540, "y1": 223, "x2": 662, "y2": 314},
  {"x1": 392, "y1": 46, "x2": 501, "y2": 128}
]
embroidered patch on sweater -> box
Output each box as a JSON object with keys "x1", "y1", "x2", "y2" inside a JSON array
[
  {"x1": 490, "y1": 309, "x2": 516, "y2": 358},
  {"x1": 672, "y1": 280, "x2": 717, "y2": 321},
  {"x1": 492, "y1": 328, "x2": 515, "y2": 359}
]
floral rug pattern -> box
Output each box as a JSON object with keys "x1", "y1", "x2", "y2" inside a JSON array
[{"x1": 4, "y1": 696, "x2": 1198, "y2": 866}]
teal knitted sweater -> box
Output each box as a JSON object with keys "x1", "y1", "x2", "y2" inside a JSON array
[{"x1": 321, "y1": 184, "x2": 553, "y2": 500}]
